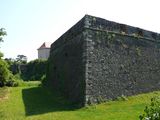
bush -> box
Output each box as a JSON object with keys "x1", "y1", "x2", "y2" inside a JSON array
[
  {"x1": 0, "y1": 59, "x2": 10, "y2": 87},
  {"x1": 139, "y1": 96, "x2": 160, "y2": 120},
  {"x1": 4, "y1": 72, "x2": 19, "y2": 87},
  {"x1": 0, "y1": 59, "x2": 19, "y2": 87}
]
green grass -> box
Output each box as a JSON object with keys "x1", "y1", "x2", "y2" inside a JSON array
[
  {"x1": 0, "y1": 87, "x2": 8, "y2": 99},
  {"x1": 0, "y1": 82, "x2": 160, "y2": 120}
]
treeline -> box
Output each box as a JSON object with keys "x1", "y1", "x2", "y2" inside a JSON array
[
  {"x1": 7, "y1": 59, "x2": 47, "y2": 81},
  {"x1": 21, "y1": 59, "x2": 47, "y2": 81}
]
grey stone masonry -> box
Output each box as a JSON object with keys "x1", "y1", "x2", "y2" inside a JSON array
[{"x1": 47, "y1": 15, "x2": 160, "y2": 106}]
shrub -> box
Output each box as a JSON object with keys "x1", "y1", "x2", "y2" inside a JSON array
[
  {"x1": 0, "y1": 59, "x2": 10, "y2": 87},
  {"x1": 139, "y1": 96, "x2": 160, "y2": 120},
  {"x1": 0, "y1": 59, "x2": 19, "y2": 87},
  {"x1": 4, "y1": 72, "x2": 19, "y2": 87}
]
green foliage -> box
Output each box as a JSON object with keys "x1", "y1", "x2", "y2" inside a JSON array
[
  {"x1": 96, "y1": 96, "x2": 105, "y2": 104},
  {"x1": 4, "y1": 58, "x2": 14, "y2": 66},
  {"x1": 106, "y1": 33, "x2": 116, "y2": 46},
  {"x1": 116, "y1": 94, "x2": 128, "y2": 101},
  {"x1": 0, "y1": 28, "x2": 7, "y2": 42},
  {"x1": 107, "y1": 33, "x2": 115, "y2": 40},
  {"x1": 16, "y1": 55, "x2": 27, "y2": 64},
  {"x1": 41, "y1": 74, "x2": 47, "y2": 85},
  {"x1": 15, "y1": 80, "x2": 41, "y2": 87},
  {"x1": 22, "y1": 59, "x2": 47, "y2": 81},
  {"x1": 0, "y1": 52, "x2": 4, "y2": 59},
  {"x1": 5, "y1": 58, "x2": 47, "y2": 81},
  {"x1": 139, "y1": 96, "x2": 160, "y2": 120},
  {"x1": 136, "y1": 47, "x2": 142, "y2": 56},
  {"x1": 0, "y1": 87, "x2": 8, "y2": 99},
  {"x1": 0, "y1": 59, "x2": 19, "y2": 87},
  {"x1": 45, "y1": 57, "x2": 54, "y2": 86},
  {"x1": 0, "y1": 59, "x2": 10, "y2": 87},
  {"x1": 0, "y1": 28, "x2": 18, "y2": 87},
  {"x1": 5, "y1": 80, "x2": 19, "y2": 87}
]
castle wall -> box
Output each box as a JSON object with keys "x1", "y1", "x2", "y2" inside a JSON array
[
  {"x1": 47, "y1": 15, "x2": 160, "y2": 106},
  {"x1": 85, "y1": 29, "x2": 160, "y2": 104},
  {"x1": 47, "y1": 18, "x2": 86, "y2": 105}
]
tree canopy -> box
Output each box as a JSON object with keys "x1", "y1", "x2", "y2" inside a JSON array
[
  {"x1": 16, "y1": 55, "x2": 27, "y2": 64},
  {"x1": 0, "y1": 28, "x2": 6, "y2": 59},
  {"x1": 0, "y1": 28, "x2": 7, "y2": 42}
]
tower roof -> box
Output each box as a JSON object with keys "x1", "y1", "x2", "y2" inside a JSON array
[{"x1": 37, "y1": 42, "x2": 52, "y2": 50}]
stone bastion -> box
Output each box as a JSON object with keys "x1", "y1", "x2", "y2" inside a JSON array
[{"x1": 46, "y1": 15, "x2": 160, "y2": 106}]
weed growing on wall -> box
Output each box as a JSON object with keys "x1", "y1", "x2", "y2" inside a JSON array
[{"x1": 136, "y1": 47, "x2": 142, "y2": 56}]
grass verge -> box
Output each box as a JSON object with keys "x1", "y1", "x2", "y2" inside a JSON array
[
  {"x1": 0, "y1": 87, "x2": 9, "y2": 100},
  {"x1": 0, "y1": 82, "x2": 159, "y2": 120}
]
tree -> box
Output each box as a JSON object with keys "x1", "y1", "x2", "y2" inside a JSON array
[
  {"x1": 4, "y1": 58, "x2": 15, "y2": 65},
  {"x1": 0, "y1": 52, "x2": 3, "y2": 59},
  {"x1": 0, "y1": 59, "x2": 10, "y2": 87},
  {"x1": 0, "y1": 28, "x2": 9, "y2": 87},
  {"x1": 0, "y1": 28, "x2": 6, "y2": 59},
  {"x1": 16, "y1": 55, "x2": 27, "y2": 64},
  {"x1": 0, "y1": 28, "x2": 7, "y2": 42}
]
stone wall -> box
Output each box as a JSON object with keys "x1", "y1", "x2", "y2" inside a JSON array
[
  {"x1": 47, "y1": 17, "x2": 86, "y2": 105},
  {"x1": 47, "y1": 15, "x2": 160, "y2": 106},
  {"x1": 85, "y1": 29, "x2": 160, "y2": 104}
]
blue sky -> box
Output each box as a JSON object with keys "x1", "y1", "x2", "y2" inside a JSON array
[{"x1": 0, "y1": 0, "x2": 160, "y2": 61}]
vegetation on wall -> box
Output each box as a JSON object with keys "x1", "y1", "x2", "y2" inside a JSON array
[{"x1": 21, "y1": 59, "x2": 47, "y2": 81}]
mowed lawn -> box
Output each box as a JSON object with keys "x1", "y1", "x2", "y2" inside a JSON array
[{"x1": 0, "y1": 82, "x2": 159, "y2": 120}]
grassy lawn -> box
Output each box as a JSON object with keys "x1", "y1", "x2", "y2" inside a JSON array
[
  {"x1": 0, "y1": 82, "x2": 159, "y2": 120},
  {"x1": 0, "y1": 87, "x2": 9, "y2": 100}
]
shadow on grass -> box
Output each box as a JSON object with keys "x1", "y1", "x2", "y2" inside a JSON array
[{"x1": 22, "y1": 86, "x2": 78, "y2": 116}]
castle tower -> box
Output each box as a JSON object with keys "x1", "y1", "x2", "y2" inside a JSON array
[{"x1": 37, "y1": 42, "x2": 51, "y2": 59}]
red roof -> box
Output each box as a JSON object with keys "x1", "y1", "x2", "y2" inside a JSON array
[{"x1": 37, "y1": 42, "x2": 51, "y2": 50}]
